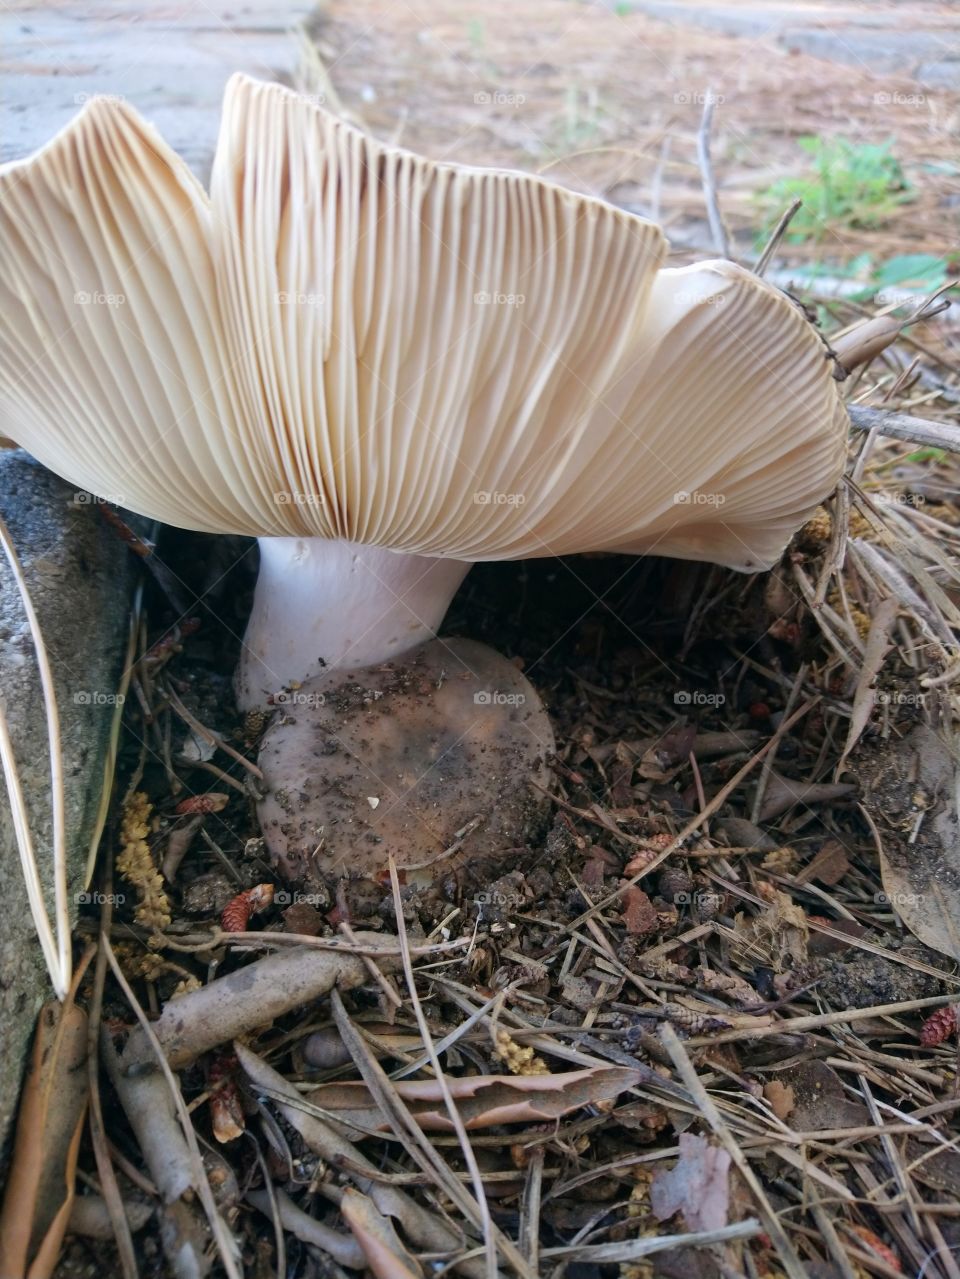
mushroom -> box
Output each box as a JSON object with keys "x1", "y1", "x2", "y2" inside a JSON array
[
  {"x1": 0, "y1": 76, "x2": 848, "y2": 885},
  {"x1": 260, "y1": 637, "x2": 555, "y2": 884}
]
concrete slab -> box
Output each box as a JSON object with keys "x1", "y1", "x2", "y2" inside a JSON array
[
  {"x1": 617, "y1": 0, "x2": 960, "y2": 89},
  {"x1": 1, "y1": 0, "x2": 313, "y2": 176}
]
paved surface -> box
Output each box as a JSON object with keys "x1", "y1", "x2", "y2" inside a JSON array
[
  {"x1": 621, "y1": 0, "x2": 960, "y2": 87},
  {"x1": 0, "y1": 454, "x2": 136, "y2": 1152},
  {"x1": 1, "y1": 0, "x2": 313, "y2": 175},
  {"x1": 0, "y1": 0, "x2": 309, "y2": 1151}
]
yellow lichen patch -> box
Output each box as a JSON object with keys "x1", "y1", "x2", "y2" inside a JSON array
[
  {"x1": 848, "y1": 507, "x2": 875, "y2": 539},
  {"x1": 848, "y1": 606, "x2": 872, "y2": 639},
  {"x1": 117, "y1": 790, "x2": 171, "y2": 934},
  {"x1": 127, "y1": 950, "x2": 167, "y2": 982},
  {"x1": 827, "y1": 589, "x2": 873, "y2": 640},
  {"x1": 761, "y1": 847, "x2": 798, "y2": 874},
  {"x1": 492, "y1": 1028, "x2": 549, "y2": 1076},
  {"x1": 171, "y1": 975, "x2": 203, "y2": 998},
  {"x1": 798, "y1": 505, "x2": 832, "y2": 551}
]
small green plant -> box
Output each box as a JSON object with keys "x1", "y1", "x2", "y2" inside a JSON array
[
  {"x1": 559, "y1": 84, "x2": 603, "y2": 148},
  {"x1": 760, "y1": 250, "x2": 954, "y2": 303},
  {"x1": 761, "y1": 136, "x2": 912, "y2": 242},
  {"x1": 872, "y1": 252, "x2": 949, "y2": 293}
]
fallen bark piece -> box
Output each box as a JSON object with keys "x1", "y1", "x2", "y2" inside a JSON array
[
  {"x1": 861, "y1": 725, "x2": 960, "y2": 962},
  {"x1": 0, "y1": 999, "x2": 88, "y2": 1279},
  {"x1": 246, "y1": 1189, "x2": 365, "y2": 1268},
  {"x1": 305, "y1": 1065, "x2": 641, "y2": 1134},
  {"x1": 758, "y1": 773, "x2": 856, "y2": 822},
  {"x1": 650, "y1": 1133, "x2": 731, "y2": 1234},
  {"x1": 794, "y1": 839, "x2": 850, "y2": 887},
  {"x1": 837, "y1": 596, "x2": 898, "y2": 770},
  {"x1": 340, "y1": 1189, "x2": 425, "y2": 1279},
  {"x1": 122, "y1": 935, "x2": 400, "y2": 1072},
  {"x1": 67, "y1": 1194, "x2": 153, "y2": 1240},
  {"x1": 208, "y1": 1053, "x2": 245, "y2": 1143}
]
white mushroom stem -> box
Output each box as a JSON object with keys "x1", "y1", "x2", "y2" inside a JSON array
[{"x1": 237, "y1": 538, "x2": 470, "y2": 709}]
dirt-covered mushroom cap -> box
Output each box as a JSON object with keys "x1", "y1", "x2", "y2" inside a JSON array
[
  {"x1": 0, "y1": 75, "x2": 847, "y2": 706},
  {"x1": 258, "y1": 638, "x2": 555, "y2": 886}
]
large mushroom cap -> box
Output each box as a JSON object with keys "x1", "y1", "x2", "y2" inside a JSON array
[{"x1": 0, "y1": 74, "x2": 846, "y2": 573}]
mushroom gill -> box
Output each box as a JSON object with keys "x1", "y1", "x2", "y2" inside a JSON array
[{"x1": 0, "y1": 75, "x2": 849, "y2": 886}]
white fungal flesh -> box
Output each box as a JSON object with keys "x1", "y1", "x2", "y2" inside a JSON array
[
  {"x1": 0, "y1": 74, "x2": 846, "y2": 577},
  {"x1": 239, "y1": 538, "x2": 469, "y2": 707}
]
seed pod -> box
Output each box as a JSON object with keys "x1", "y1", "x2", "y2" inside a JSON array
[
  {"x1": 175, "y1": 792, "x2": 229, "y2": 815},
  {"x1": 831, "y1": 314, "x2": 904, "y2": 375},
  {"x1": 693, "y1": 889, "x2": 724, "y2": 922},
  {"x1": 920, "y1": 1005, "x2": 957, "y2": 1047},
  {"x1": 663, "y1": 1003, "x2": 730, "y2": 1034},
  {"x1": 221, "y1": 883, "x2": 275, "y2": 933},
  {"x1": 623, "y1": 844, "x2": 667, "y2": 878},
  {"x1": 849, "y1": 1224, "x2": 901, "y2": 1273},
  {"x1": 658, "y1": 866, "x2": 693, "y2": 903},
  {"x1": 208, "y1": 1052, "x2": 245, "y2": 1143}
]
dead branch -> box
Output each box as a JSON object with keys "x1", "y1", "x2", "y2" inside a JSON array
[
  {"x1": 848, "y1": 404, "x2": 960, "y2": 453},
  {"x1": 695, "y1": 91, "x2": 731, "y2": 259},
  {"x1": 236, "y1": 1043, "x2": 491, "y2": 1279},
  {"x1": 246, "y1": 1188, "x2": 365, "y2": 1268},
  {"x1": 122, "y1": 934, "x2": 400, "y2": 1073}
]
